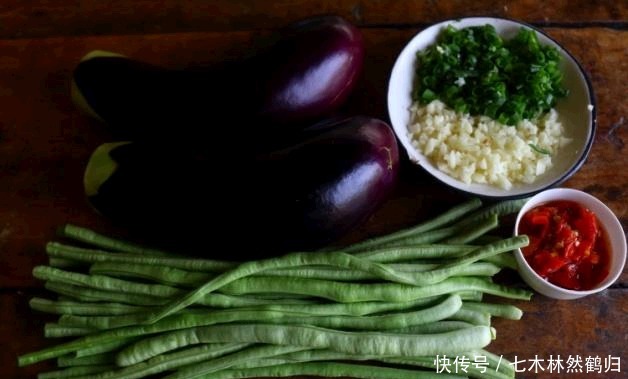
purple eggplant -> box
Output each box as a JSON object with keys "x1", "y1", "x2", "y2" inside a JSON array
[
  {"x1": 72, "y1": 15, "x2": 364, "y2": 141},
  {"x1": 84, "y1": 117, "x2": 398, "y2": 256}
]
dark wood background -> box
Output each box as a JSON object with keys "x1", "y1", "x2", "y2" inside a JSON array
[{"x1": 1, "y1": 1, "x2": 626, "y2": 378}]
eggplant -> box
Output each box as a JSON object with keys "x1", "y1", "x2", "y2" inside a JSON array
[
  {"x1": 72, "y1": 15, "x2": 364, "y2": 142},
  {"x1": 84, "y1": 117, "x2": 399, "y2": 256}
]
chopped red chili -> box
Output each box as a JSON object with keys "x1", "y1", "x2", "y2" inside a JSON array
[{"x1": 518, "y1": 200, "x2": 610, "y2": 290}]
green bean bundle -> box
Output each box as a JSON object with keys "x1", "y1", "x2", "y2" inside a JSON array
[{"x1": 19, "y1": 198, "x2": 532, "y2": 379}]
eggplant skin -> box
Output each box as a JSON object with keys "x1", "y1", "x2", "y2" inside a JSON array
[
  {"x1": 86, "y1": 117, "x2": 398, "y2": 256},
  {"x1": 252, "y1": 15, "x2": 364, "y2": 126},
  {"x1": 72, "y1": 15, "x2": 364, "y2": 141},
  {"x1": 251, "y1": 117, "x2": 399, "y2": 251}
]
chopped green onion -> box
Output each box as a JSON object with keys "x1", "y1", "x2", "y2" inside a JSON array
[
  {"x1": 529, "y1": 143, "x2": 551, "y2": 155},
  {"x1": 414, "y1": 24, "x2": 568, "y2": 125}
]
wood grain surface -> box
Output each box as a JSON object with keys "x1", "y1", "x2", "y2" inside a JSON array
[
  {"x1": 1, "y1": 1, "x2": 626, "y2": 378},
  {"x1": 0, "y1": 1, "x2": 625, "y2": 38}
]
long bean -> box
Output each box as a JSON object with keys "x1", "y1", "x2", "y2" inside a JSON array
[
  {"x1": 442, "y1": 214, "x2": 499, "y2": 244},
  {"x1": 462, "y1": 302, "x2": 523, "y2": 320},
  {"x1": 56, "y1": 310, "x2": 189, "y2": 329},
  {"x1": 342, "y1": 198, "x2": 483, "y2": 253},
  {"x1": 305, "y1": 262, "x2": 502, "y2": 286},
  {"x1": 46, "y1": 242, "x2": 236, "y2": 272},
  {"x1": 194, "y1": 293, "x2": 316, "y2": 307},
  {"x1": 455, "y1": 198, "x2": 528, "y2": 228},
  {"x1": 396, "y1": 236, "x2": 527, "y2": 286},
  {"x1": 19, "y1": 329, "x2": 158, "y2": 364},
  {"x1": 38, "y1": 365, "x2": 115, "y2": 379},
  {"x1": 391, "y1": 350, "x2": 515, "y2": 379},
  {"x1": 350, "y1": 196, "x2": 526, "y2": 252},
  {"x1": 44, "y1": 323, "x2": 96, "y2": 338},
  {"x1": 119, "y1": 330, "x2": 490, "y2": 378},
  {"x1": 58, "y1": 352, "x2": 116, "y2": 367},
  {"x1": 43, "y1": 271, "x2": 314, "y2": 309},
  {"x1": 74, "y1": 337, "x2": 141, "y2": 358},
  {"x1": 384, "y1": 357, "x2": 510, "y2": 379},
  {"x1": 39, "y1": 289, "x2": 319, "y2": 318},
  {"x1": 62, "y1": 296, "x2": 474, "y2": 334},
  {"x1": 235, "y1": 293, "x2": 481, "y2": 317},
  {"x1": 44, "y1": 281, "x2": 169, "y2": 306},
  {"x1": 221, "y1": 276, "x2": 532, "y2": 302},
  {"x1": 27, "y1": 322, "x2": 261, "y2": 366},
  {"x1": 161, "y1": 345, "x2": 310, "y2": 379},
  {"x1": 142, "y1": 251, "x2": 423, "y2": 323},
  {"x1": 18, "y1": 312, "x2": 294, "y2": 365},
  {"x1": 44, "y1": 291, "x2": 477, "y2": 318},
  {"x1": 20, "y1": 198, "x2": 532, "y2": 377},
  {"x1": 59, "y1": 296, "x2": 449, "y2": 329},
  {"x1": 255, "y1": 295, "x2": 463, "y2": 332},
  {"x1": 253, "y1": 349, "x2": 373, "y2": 364},
  {"x1": 354, "y1": 244, "x2": 475, "y2": 262},
  {"x1": 239, "y1": 349, "x2": 508, "y2": 379},
  {"x1": 356, "y1": 226, "x2": 464, "y2": 249},
  {"x1": 90, "y1": 262, "x2": 209, "y2": 287},
  {"x1": 230, "y1": 358, "x2": 298, "y2": 369},
  {"x1": 393, "y1": 262, "x2": 501, "y2": 286},
  {"x1": 91, "y1": 258, "x2": 497, "y2": 285},
  {"x1": 398, "y1": 198, "x2": 528, "y2": 250},
  {"x1": 18, "y1": 284, "x2": 531, "y2": 366},
  {"x1": 427, "y1": 236, "x2": 527, "y2": 277},
  {"x1": 230, "y1": 349, "x2": 512, "y2": 379},
  {"x1": 84, "y1": 296, "x2": 457, "y2": 353},
  {"x1": 57, "y1": 308, "x2": 306, "y2": 330},
  {"x1": 35, "y1": 266, "x2": 184, "y2": 298},
  {"x1": 72, "y1": 344, "x2": 250, "y2": 379},
  {"x1": 475, "y1": 349, "x2": 516, "y2": 378},
  {"x1": 121, "y1": 324, "x2": 493, "y2": 364},
  {"x1": 30, "y1": 297, "x2": 148, "y2": 316},
  {"x1": 227, "y1": 262, "x2": 500, "y2": 284},
  {"x1": 61, "y1": 224, "x2": 174, "y2": 257},
  {"x1": 91, "y1": 262, "x2": 426, "y2": 285},
  {"x1": 389, "y1": 320, "x2": 475, "y2": 334},
  {"x1": 448, "y1": 307, "x2": 491, "y2": 326},
  {"x1": 481, "y1": 252, "x2": 518, "y2": 270},
  {"x1": 195, "y1": 362, "x2": 467, "y2": 379}
]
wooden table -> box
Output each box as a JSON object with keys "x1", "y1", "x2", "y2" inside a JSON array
[{"x1": 2, "y1": 1, "x2": 626, "y2": 378}]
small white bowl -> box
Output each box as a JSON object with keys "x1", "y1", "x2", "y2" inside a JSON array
[
  {"x1": 387, "y1": 17, "x2": 596, "y2": 198},
  {"x1": 513, "y1": 188, "x2": 627, "y2": 299}
]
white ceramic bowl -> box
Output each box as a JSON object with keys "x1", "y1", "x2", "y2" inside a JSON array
[
  {"x1": 387, "y1": 17, "x2": 596, "y2": 198},
  {"x1": 513, "y1": 188, "x2": 627, "y2": 299}
]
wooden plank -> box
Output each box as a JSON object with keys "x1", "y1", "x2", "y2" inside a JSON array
[
  {"x1": 2, "y1": 4, "x2": 626, "y2": 379},
  {"x1": 0, "y1": 0, "x2": 625, "y2": 39},
  {"x1": 1, "y1": 290, "x2": 56, "y2": 379},
  {"x1": 6, "y1": 288, "x2": 627, "y2": 379},
  {"x1": 489, "y1": 288, "x2": 628, "y2": 379}
]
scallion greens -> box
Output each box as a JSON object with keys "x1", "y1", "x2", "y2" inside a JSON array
[{"x1": 413, "y1": 24, "x2": 568, "y2": 125}]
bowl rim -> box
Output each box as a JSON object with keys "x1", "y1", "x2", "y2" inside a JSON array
[
  {"x1": 513, "y1": 188, "x2": 627, "y2": 297},
  {"x1": 387, "y1": 16, "x2": 597, "y2": 199}
]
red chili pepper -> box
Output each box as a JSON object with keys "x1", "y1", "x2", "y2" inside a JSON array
[
  {"x1": 573, "y1": 207, "x2": 598, "y2": 258},
  {"x1": 519, "y1": 200, "x2": 610, "y2": 290},
  {"x1": 550, "y1": 263, "x2": 580, "y2": 290},
  {"x1": 532, "y1": 251, "x2": 568, "y2": 277}
]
